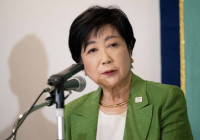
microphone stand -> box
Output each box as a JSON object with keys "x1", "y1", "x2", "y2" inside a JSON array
[
  {"x1": 55, "y1": 88, "x2": 65, "y2": 140},
  {"x1": 47, "y1": 64, "x2": 84, "y2": 140}
]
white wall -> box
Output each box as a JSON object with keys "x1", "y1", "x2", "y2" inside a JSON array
[{"x1": 0, "y1": 0, "x2": 160, "y2": 139}]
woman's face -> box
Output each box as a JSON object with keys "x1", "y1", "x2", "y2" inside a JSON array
[{"x1": 81, "y1": 25, "x2": 132, "y2": 89}]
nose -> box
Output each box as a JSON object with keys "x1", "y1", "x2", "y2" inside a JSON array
[{"x1": 101, "y1": 49, "x2": 112, "y2": 65}]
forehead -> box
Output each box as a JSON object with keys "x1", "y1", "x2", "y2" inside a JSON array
[{"x1": 87, "y1": 25, "x2": 120, "y2": 41}]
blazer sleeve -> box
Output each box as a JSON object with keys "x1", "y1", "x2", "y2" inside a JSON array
[{"x1": 160, "y1": 86, "x2": 193, "y2": 140}]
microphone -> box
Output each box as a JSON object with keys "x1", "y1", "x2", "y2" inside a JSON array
[
  {"x1": 48, "y1": 64, "x2": 84, "y2": 87},
  {"x1": 44, "y1": 76, "x2": 86, "y2": 92},
  {"x1": 63, "y1": 76, "x2": 86, "y2": 92}
]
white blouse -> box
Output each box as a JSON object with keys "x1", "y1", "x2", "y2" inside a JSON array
[{"x1": 96, "y1": 110, "x2": 127, "y2": 140}]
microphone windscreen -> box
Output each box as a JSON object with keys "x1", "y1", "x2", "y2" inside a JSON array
[{"x1": 63, "y1": 76, "x2": 86, "y2": 92}]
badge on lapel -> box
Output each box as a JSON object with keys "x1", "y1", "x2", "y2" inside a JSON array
[{"x1": 135, "y1": 97, "x2": 142, "y2": 103}]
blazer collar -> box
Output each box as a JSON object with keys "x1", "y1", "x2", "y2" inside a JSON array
[
  {"x1": 71, "y1": 72, "x2": 152, "y2": 140},
  {"x1": 74, "y1": 87, "x2": 101, "y2": 116},
  {"x1": 74, "y1": 72, "x2": 149, "y2": 115},
  {"x1": 70, "y1": 88, "x2": 101, "y2": 140},
  {"x1": 124, "y1": 72, "x2": 153, "y2": 140},
  {"x1": 129, "y1": 72, "x2": 149, "y2": 108}
]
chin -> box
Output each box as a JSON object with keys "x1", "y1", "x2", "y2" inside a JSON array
[{"x1": 100, "y1": 80, "x2": 120, "y2": 89}]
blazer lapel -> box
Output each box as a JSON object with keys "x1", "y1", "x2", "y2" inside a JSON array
[
  {"x1": 70, "y1": 88, "x2": 101, "y2": 140},
  {"x1": 124, "y1": 73, "x2": 153, "y2": 140},
  {"x1": 69, "y1": 73, "x2": 152, "y2": 140}
]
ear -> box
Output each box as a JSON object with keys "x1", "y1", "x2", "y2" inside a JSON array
[
  {"x1": 127, "y1": 45, "x2": 133, "y2": 56},
  {"x1": 128, "y1": 49, "x2": 132, "y2": 57},
  {"x1": 84, "y1": 70, "x2": 87, "y2": 76}
]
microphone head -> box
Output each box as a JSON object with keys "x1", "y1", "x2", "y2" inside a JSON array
[{"x1": 73, "y1": 76, "x2": 86, "y2": 92}]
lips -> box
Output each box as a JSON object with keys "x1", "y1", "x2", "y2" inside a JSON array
[{"x1": 102, "y1": 70, "x2": 117, "y2": 75}]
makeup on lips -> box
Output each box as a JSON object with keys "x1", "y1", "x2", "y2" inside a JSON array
[{"x1": 102, "y1": 70, "x2": 117, "y2": 76}]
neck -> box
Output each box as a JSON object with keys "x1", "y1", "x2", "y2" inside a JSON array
[{"x1": 100, "y1": 71, "x2": 132, "y2": 105}]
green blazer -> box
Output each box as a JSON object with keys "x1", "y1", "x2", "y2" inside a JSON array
[{"x1": 64, "y1": 73, "x2": 193, "y2": 140}]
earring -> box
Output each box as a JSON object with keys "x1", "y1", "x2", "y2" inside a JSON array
[
  {"x1": 131, "y1": 58, "x2": 134, "y2": 63},
  {"x1": 84, "y1": 70, "x2": 87, "y2": 76}
]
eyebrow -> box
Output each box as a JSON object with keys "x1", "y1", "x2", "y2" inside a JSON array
[
  {"x1": 104, "y1": 35, "x2": 118, "y2": 41},
  {"x1": 85, "y1": 41, "x2": 96, "y2": 47}
]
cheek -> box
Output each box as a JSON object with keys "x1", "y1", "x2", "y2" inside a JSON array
[
  {"x1": 82, "y1": 58, "x2": 99, "y2": 78},
  {"x1": 84, "y1": 64, "x2": 100, "y2": 84},
  {"x1": 115, "y1": 50, "x2": 131, "y2": 69},
  {"x1": 119, "y1": 58, "x2": 131, "y2": 73},
  {"x1": 84, "y1": 63, "x2": 93, "y2": 74}
]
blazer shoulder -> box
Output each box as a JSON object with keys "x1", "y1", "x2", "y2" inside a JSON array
[
  {"x1": 145, "y1": 81, "x2": 185, "y2": 106},
  {"x1": 146, "y1": 81, "x2": 184, "y2": 95}
]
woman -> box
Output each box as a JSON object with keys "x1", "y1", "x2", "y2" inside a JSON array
[{"x1": 64, "y1": 6, "x2": 193, "y2": 140}]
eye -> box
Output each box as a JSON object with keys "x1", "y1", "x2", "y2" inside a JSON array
[
  {"x1": 87, "y1": 48, "x2": 97, "y2": 54},
  {"x1": 109, "y1": 43, "x2": 118, "y2": 48}
]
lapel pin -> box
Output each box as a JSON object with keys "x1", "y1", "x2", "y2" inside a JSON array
[{"x1": 135, "y1": 97, "x2": 142, "y2": 103}]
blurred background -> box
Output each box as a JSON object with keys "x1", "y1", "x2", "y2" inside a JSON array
[{"x1": 0, "y1": 0, "x2": 199, "y2": 139}]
